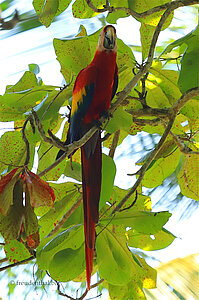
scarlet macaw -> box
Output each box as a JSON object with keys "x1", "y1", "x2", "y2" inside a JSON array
[{"x1": 57, "y1": 25, "x2": 118, "y2": 289}]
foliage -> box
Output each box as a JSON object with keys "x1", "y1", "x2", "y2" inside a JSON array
[{"x1": 0, "y1": 0, "x2": 199, "y2": 299}]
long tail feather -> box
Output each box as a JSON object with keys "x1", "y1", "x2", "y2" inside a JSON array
[{"x1": 81, "y1": 131, "x2": 102, "y2": 290}]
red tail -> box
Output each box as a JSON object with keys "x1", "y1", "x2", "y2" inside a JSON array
[{"x1": 81, "y1": 132, "x2": 102, "y2": 290}]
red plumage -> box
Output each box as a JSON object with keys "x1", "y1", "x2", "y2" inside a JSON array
[{"x1": 57, "y1": 25, "x2": 118, "y2": 289}]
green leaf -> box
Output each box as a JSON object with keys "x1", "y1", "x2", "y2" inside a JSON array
[
  {"x1": 106, "y1": 0, "x2": 129, "y2": 23},
  {"x1": 24, "y1": 201, "x2": 39, "y2": 238},
  {"x1": 6, "y1": 71, "x2": 38, "y2": 93},
  {"x1": 140, "y1": 23, "x2": 155, "y2": 60},
  {"x1": 4, "y1": 240, "x2": 31, "y2": 263},
  {"x1": 178, "y1": 154, "x2": 199, "y2": 201},
  {"x1": 180, "y1": 99, "x2": 199, "y2": 131},
  {"x1": 127, "y1": 228, "x2": 176, "y2": 251},
  {"x1": 178, "y1": 48, "x2": 199, "y2": 93},
  {"x1": 64, "y1": 161, "x2": 82, "y2": 182},
  {"x1": 96, "y1": 227, "x2": 144, "y2": 285},
  {"x1": 38, "y1": 141, "x2": 66, "y2": 181},
  {"x1": 72, "y1": 0, "x2": 104, "y2": 19},
  {"x1": 108, "y1": 185, "x2": 152, "y2": 212},
  {"x1": 49, "y1": 243, "x2": 85, "y2": 282},
  {"x1": 108, "y1": 281, "x2": 147, "y2": 300},
  {"x1": 130, "y1": 0, "x2": 173, "y2": 27},
  {"x1": 28, "y1": 64, "x2": 40, "y2": 75},
  {"x1": 141, "y1": 148, "x2": 181, "y2": 188},
  {"x1": 100, "y1": 154, "x2": 116, "y2": 209},
  {"x1": 106, "y1": 107, "x2": 132, "y2": 134},
  {"x1": 101, "y1": 211, "x2": 171, "y2": 234},
  {"x1": 103, "y1": 129, "x2": 128, "y2": 149},
  {"x1": 38, "y1": 187, "x2": 80, "y2": 238},
  {"x1": 160, "y1": 25, "x2": 199, "y2": 93},
  {"x1": 37, "y1": 225, "x2": 84, "y2": 270},
  {"x1": 131, "y1": 0, "x2": 173, "y2": 59},
  {"x1": 160, "y1": 25, "x2": 199, "y2": 56},
  {"x1": 33, "y1": 0, "x2": 59, "y2": 27},
  {"x1": 149, "y1": 61, "x2": 181, "y2": 104},
  {"x1": 53, "y1": 28, "x2": 91, "y2": 83}
]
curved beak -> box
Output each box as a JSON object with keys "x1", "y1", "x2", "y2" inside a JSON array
[{"x1": 103, "y1": 26, "x2": 116, "y2": 50}]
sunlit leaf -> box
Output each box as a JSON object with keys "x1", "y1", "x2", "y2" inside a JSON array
[
  {"x1": 101, "y1": 211, "x2": 171, "y2": 234},
  {"x1": 127, "y1": 228, "x2": 176, "y2": 251},
  {"x1": 178, "y1": 154, "x2": 199, "y2": 200},
  {"x1": 96, "y1": 226, "x2": 144, "y2": 285}
]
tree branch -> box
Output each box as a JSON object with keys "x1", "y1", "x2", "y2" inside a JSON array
[
  {"x1": 111, "y1": 86, "x2": 199, "y2": 213},
  {"x1": 109, "y1": 130, "x2": 120, "y2": 158},
  {"x1": 85, "y1": 0, "x2": 199, "y2": 19}
]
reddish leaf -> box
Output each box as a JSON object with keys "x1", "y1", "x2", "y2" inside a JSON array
[
  {"x1": 0, "y1": 168, "x2": 18, "y2": 194},
  {"x1": 0, "y1": 168, "x2": 20, "y2": 215},
  {"x1": 0, "y1": 179, "x2": 24, "y2": 241},
  {"x1": 25, "y1": 170, "x2": 55, "y2": 208}
]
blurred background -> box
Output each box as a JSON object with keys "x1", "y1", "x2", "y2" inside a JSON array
[{"x1": 0, "y1": 1, "x2": 199, "y2": 299}]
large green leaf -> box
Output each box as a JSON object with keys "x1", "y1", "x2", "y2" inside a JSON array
[
  {"x1": 53, "y1": 28, "x2": 91, "y2": 83},
  {"x1": 127, "y1": 228, "x2": 175, "y2": 251},
  {"x1": 33, "y1": 0, "x2": 59, "y2": 27},
  {"x1": 130, "y1": 0, "x2": 173, "y2": 27},
  {"x1": 149, "y1": 61, "x2": 181, "y2": 104},
  {"x1": 37, "y1": 224, "x2": 84, "y2": 270},
  {"x1": 101, "y1": 211, "x2": 171, "y2": 234},
  {"x1": 6, "y1": 71, "x2": 38, "y2": 92},
  {"x1": 100, "y1": 154, "x2": 116, "y2": 209},
  {"x1": 180, "y1": 99, "x2": 199, "y2": 131},
  {"x1": 49, "y1": 243, "x2": 85, "y2": 282},
  {"x1": 160, "y1": 25, "x2": 199, "y2": 94},
  {"x1": 178, "y1": 47, "x2": 199, "y2": 94},
  {"x1": 108, "y1": 281, "x2": 147, "y2": 300},
  {"x1": 178, "y1": 154, "x2": 199, "y2": 201},
  {"x1": 96, "y1": 227, "x2": 144, "y2": 285}
]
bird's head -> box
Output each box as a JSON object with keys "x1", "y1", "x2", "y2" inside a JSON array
[{"x1": 98, "y1": 25, "x2": 117, "y2": 52}]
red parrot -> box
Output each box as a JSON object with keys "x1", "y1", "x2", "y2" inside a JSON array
[{"x1": 57, "y1": 25, "x2": 118, "y2": 290}]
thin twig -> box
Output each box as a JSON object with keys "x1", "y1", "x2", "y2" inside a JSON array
[
  {"x1": 0, "y1": 257, "x2": 8, "y2": 264},
  {"x1": 0, "y1": 255, "x2": 35, "y2": 272},
  {"x1": 111, "y1": 116, "x2": 176, "y2": 214},
  {"x1": 109, "y1": 130, "x2": 120, "y2": 158},
  {"x1": 57, "y1": 278, "x2": 104, "y2": 300},
  {"x1": 46, "y1": 196, "x2": 82, "y2": 237},
  {"x1": 133, "y1": 117, "x2": 163, "y2": 126}
]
